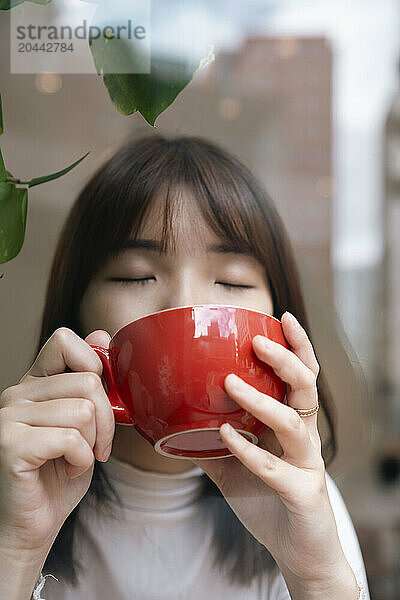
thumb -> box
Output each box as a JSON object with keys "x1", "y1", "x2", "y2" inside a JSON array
[{"x1": 84, "y1": 329, "x2": 111, "y2": 349}]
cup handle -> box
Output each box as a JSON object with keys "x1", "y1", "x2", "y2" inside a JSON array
[{"x1": 90, "y1": 345, "x2": 134, "y2": 425}]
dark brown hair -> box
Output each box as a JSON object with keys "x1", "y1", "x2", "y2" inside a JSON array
[{"x1": 37, "y1": 132, "x2": 336, "y2": 587}]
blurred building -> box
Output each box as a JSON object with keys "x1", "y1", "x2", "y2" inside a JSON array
[{"x1": 194, "y1": 36, "x2": 333, "y2": 296}]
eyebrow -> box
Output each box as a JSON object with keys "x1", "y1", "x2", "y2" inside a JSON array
[{"x1": 117, "y1": 239, "x2": 253, "y2": 257}]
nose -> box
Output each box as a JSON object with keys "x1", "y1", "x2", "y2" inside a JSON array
[{"x1": 159, "y1": 274, "x2": 207, "y2": 310}]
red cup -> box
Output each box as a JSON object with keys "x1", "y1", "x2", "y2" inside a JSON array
[{"x1": 90, "y1": 305, "x2": 288, "y2": 460}]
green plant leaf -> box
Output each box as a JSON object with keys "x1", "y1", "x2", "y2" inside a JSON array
[
  {"x1": 0, "y1": 0, "x2": 25, "y2": 9},
  {"x1": 0, "y1": 0, "x2": 52, "y2": 9},
  {"x1": 0, "y1": 93, "x2": 3, "y2": 134},
  {"x1": 0, "y1": 182, "x2": 28, "y2": 264},
  {"x1": 90, "y1": 36, "x2": 215, "y2": 126},
  {"x1": 25, "y1": 151, "x2": 90, "y2": 188}
]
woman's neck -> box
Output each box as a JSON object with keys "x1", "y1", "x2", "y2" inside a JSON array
[{"x1": 111, "y1": 424, "x2": 195, "y2": 474}]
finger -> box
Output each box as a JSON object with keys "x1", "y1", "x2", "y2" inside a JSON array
[
  {"x1": 7, "y1": 424, "x2": 94, "y2": 479},
  {"x1": 281, "y1": 312, "x2": 320, "y2": 377},
  {"x1": 84, "y1": 330, "x2": 111, "y2": 349},
  {"x1": 219, "y1": 423, "x2": 300, "y2": 497},
  {"x1": 224, "y1": 374, "x2": 316, "y2": 466},
  {"x1": 4, "y1": 372, "x2": 115, "y2": 461},
  {"x1": 252, "y1": 335, "x2": 318, "y2": 413},
  {"x1": 252, "y1": 335, "x2": 316, "y2": 392},
  {"x1": 6, "y1": 398, "x2": 97, "y2": 458},
  {"x1": 21, "y1": 327, "x2": 106, "y2": 380},
  {"x1": 4, "y1": 373, "x2": 109, "y2": 404}
]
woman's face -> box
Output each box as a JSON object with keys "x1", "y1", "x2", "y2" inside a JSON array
[{"x1": 79, "y1": 194, "x2": 274, "y2": 337}]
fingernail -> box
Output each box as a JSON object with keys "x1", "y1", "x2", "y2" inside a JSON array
[
  {"x1": 255, "y1": 335, "x2": 272, "y2": 349},
  {"x1": 226, "y1": 373, "x2": 246, "y2": 389},
  {"x1": 283, "y1": 311, "x2": 296, "y2": 323},
  {"x1": 221, "y1": 423, "x2": 240, "y2": 438},
  {"x1": 100, "y1": 443, "x2": 112, "y2": 462}
]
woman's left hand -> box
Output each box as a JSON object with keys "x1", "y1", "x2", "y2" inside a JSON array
[{"x1": 192, "y1": 311, "x2": 358, "y2": 599}]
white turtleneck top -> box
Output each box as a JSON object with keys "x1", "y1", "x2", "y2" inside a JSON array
[{"x1": 33, "y1": 456, "x2": 370, "y2": 600}]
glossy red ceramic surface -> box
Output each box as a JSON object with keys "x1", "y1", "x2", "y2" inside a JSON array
[{"x1": 91, "y1": 305, "x2": 288, "y2": 459}]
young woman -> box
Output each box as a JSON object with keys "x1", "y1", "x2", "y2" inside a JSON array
[{"x1": 0, "y1": 133, "x2": 369, "y2": 599}]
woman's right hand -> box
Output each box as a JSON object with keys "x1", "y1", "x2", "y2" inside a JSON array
[{"x1": 0, "y1": 327, "x2": 115, "y2": 555}]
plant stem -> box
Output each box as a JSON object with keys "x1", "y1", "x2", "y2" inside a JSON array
[{"x1": 5, "y1": 177, "x2": 28, "y2": 185}]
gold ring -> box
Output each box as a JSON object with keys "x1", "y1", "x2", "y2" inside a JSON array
[{"x1": 293, "y1": 402, "x2": 320, "y2": 418}]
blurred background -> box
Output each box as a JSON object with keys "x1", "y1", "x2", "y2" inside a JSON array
[{"x1": 1, "y1": 1, "x2": 400, "y2": 597}]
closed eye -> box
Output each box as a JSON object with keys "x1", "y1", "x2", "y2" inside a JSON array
[
  {"x1": 108, "y1": 277, "x2": 156, "y2": 286},
  {"x1": 216, "y1": 282, "x2": 253, "y2": 290}
]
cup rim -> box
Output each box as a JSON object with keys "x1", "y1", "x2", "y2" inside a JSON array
[
  {"x1": 154, "y1": 427, "x2": 259, "y2": 460},
  {"x1": 112, "y1": 304, "x2": 282, "y2": 341}
]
